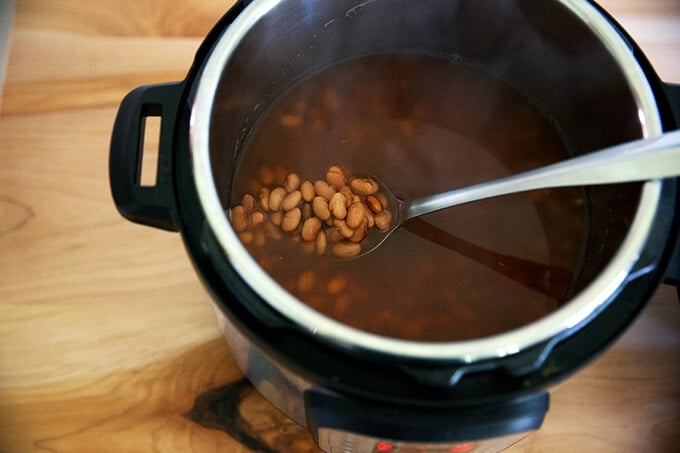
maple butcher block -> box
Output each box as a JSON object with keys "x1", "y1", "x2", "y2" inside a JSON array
[{"x1": 0, "y1": 0, "x2": 679, "y2": 451}]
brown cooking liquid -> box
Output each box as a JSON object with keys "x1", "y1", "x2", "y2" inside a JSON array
[{"x1": 231, "y1": 54, "x2": 588, "y2": 342}]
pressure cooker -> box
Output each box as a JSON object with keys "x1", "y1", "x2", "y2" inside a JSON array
[{"x1": 110, "y1": 0, "x2": 680, "y2": 451}]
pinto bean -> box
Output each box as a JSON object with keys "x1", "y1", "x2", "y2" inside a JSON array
[
  {"x1": 315, "y1": 230, "x2": 328, "y2": 255},
  {"x1": 346, "y1": 201, "x2": 366, "y2": 228},
  {"x1": 281, "y1": 208, "x2": 302, "y2": 232},
  {"x1": 331, "y1": 241, "x2": 361, "y2": 258},
  {"x1": 374, "y1": 210, "x2": 392, "y2": 231},
  {"x1": 326, "y1": 165, "x2": 346, "y2": 189},
  {"x1": 301, "y1": 217, "x2": 322, "y2": 242},
  {"x1": 250, "y1": 211, "x2": 265, "y2": 226},
  {"x1": 280, "y1": 114, "x2": 302, "y2": 127},
  {"x1": 334, "y1": 219, "x2": 355, "y2": 239},
  {"x1": 300, "y1": 180, "x2": 315, "y2": 202},
  {"x1": 349, "y1": 217, "x2": 368, "y2": 243},
  {"x1": 312, "y1": 196, "x2": 331, "y2": 220},
  {"x1": 241, "y1": 194, "x2": 256, "y2": 213},
  {"x1": 365, "y1": 194, "x2": 383, "y2": 214},
  {"x1": 270, "y1": 210, "x2": 283, "y2": 226},
  {"x1": 297, "y1": 271, "x2": 316, "y2": 293},
  {"x1": 284, "y1": 172, "x2": 301, "y2": 192},
  {"x1": 314, "y1": 180, "x2": 336, "y2": 200},
  {"x1": 339, "y1": 186, "x2": 354, "y2": 206},
  {"x1": 238, "y1": 231, "x2": 254, "y2": 244},
  {"x1": 282, "y1": 190, "x2": 302, "y2": 211},
  {"x1": 269, "y1": 186, "x2": 287, "y2": 211},
  {"x1": 258, "y1": 187, "x2": 270, "y2": 211},
  {"x1": 329, "y1": 192, "x2": 348, "y2": 219},
  {"x1": 327, "y1": 275, "x2": 347, "y2": 294},
  {"x1": 350, "y1": 177, "x2": 379, "y2": 195},
  {"x1": 231, "y1": 205, "x2": 248, "y2": 232}
]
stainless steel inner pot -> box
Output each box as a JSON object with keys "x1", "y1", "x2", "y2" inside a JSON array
[{"x1": 190, "y1": 0, "x2": 663, "y2": 362}]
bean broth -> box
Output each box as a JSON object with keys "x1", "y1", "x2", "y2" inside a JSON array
[{"x1": 230, "y1": 54, "x2": 588, "y2": 342}]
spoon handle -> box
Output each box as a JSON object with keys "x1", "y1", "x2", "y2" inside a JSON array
[{"x1": 407, "y1": 129, "x2": 680, "y2": 219}]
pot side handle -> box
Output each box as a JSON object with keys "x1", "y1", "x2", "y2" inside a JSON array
[
  {"x1": 666, "y1": 242, "x2": 680, "y2": 289},
  {"x1": 661, "y1": 83, "x2": 680, "y2": 292},
  {"x1": 662, "y1": 82, "x2": 680, "y2": 127},
  {"x1": 109, "y1": 82, "x2": 184, "y2": 232}
]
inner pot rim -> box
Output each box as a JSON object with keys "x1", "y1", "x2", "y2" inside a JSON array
[{"x1": 189, "y1": 0, "x2": 663, "y2": 362}]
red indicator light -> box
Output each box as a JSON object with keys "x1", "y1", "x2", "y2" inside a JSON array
[
  {"x1": 450, "y1": 444, "x2": 474, "y2": 452},
  {"x1": 376, "y1": 442, "x2": 394, "y2": 452}
]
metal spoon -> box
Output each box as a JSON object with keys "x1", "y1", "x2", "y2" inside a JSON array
[{"x1": 361, "y1": 129, "x2": 680, "y2": 256}]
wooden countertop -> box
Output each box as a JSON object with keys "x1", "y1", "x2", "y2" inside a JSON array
[{"x1": 1, "y1": 1, "x2": 678, "y2": 451}]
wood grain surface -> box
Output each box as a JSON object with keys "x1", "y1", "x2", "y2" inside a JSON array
[{"x1": 1, "y1": 1, "x2": 679, "y2": 452}]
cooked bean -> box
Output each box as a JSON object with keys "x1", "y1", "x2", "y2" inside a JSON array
[
  {"x1": 250, "y1": 211, "x2": 265, "y2": 226},
  {"x1": 270, "y1": 210, "x2": 283, "y2": 226},
  {"x1": 258, "y1": 187, "x2": 270, "y2": 211},
  {"x1": 254, "y1": 230, "x2": 266, "y2": 247},
  {"x1": 365, "y1": 194, "x2": 383, "y2": 214},
  {"x1": 365, "y1": 210, "x2": 375, "y2": 228},
  {"x1": 334, "y1": 219, "x2": 355, "y2": 239},
  {"x1": 242, "y1": 194, "x2": 256, "y2": 213},
  {"x1": 282, "y1": 190, "x2": 302, "y2": 211},
  {"x1": 346, "y1": 201, "x2": 365, "y2": 228},
  {"x1": 374, "y1": 210, "x2": 392, "y2": 231},
  {"x1": 326, "y1": 226, "x2": 344, "y2": 243},
  {"x1": 326, "y1": 165, "x2": 346, "y2": 189},
  {"x1": 312, "y1": 196, "x2": 331, "y2": 220},
  {"x1": 349, "y1": 217, "x2": 368, "y2": 243},
  {"x1": 340, "y1": 186, "x2": 354, "y2": 206},
  {"x1": 231, "y1": 205, "x2": 248, "y2": 232},
  {"x1": 327, "y1": 275, "x2": 347, "y2": 294},
  {"x1": 297, "y1": 270, "x2": 316, "y2": 293},
  {"x1": 314, "y1": 179, "x2": 336, "y2": 200},
  {"x1": 284, "y1": 172, "x2": 301, "y2": 192},
  {"x1": 280, "y1": 114, "x2": 302, "y2": 127},
  {"x1": 315, "y1": 230, "x2": 328, "y2": 255},
  {"x1": 331, "y1": 241, "x2": 361, "y2": 258},
  {"x1": 281, "y1": 208, "x2": 302, "y2": 232},
  {"x1": 301, "y1": 217, "x2": 322, "y2": 241},
  {"x1": 269, "y1": 186, "x2": 287, "y2": 211},
  {"x1": 329, "y1": 192, "x2": 348, "y2": 219},
  {"x1": 300, "y1": 180, "x2": 315, "y2": 201},
  {"x1": 239, "y1": 231, "x2": 254, "y2": 244},
  {"x1": 350, "y1": 177, "x2": 379, "y2": 195},
  {"x1": 375, "y1": 192, "x2": 388, "y2": 209}
]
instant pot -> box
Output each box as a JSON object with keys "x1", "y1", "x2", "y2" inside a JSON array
[{"x1": 110, "y1": 0, "x2": 680, "y2": 451}]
